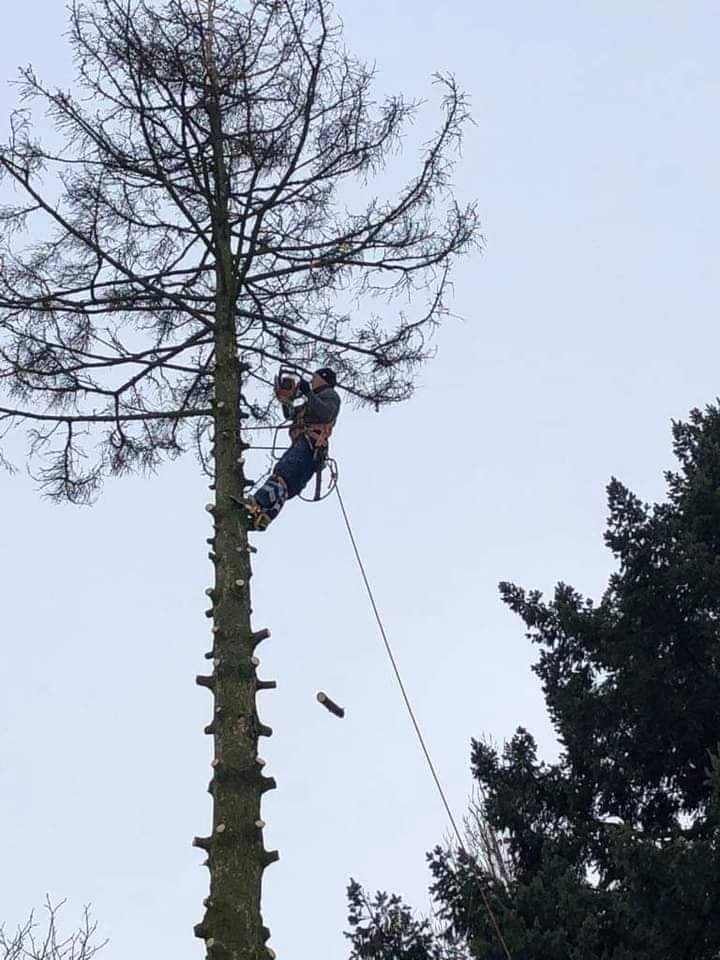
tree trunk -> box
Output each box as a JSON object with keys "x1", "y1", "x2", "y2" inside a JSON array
[
  {"x1": 194, "y1": 23, "x2": 277, "y2": 954},
  {"x1": 194, "y1": 318, "x2": 276, "y2": 960}
]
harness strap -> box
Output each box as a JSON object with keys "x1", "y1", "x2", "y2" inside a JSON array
[
  {"x1": 289, "y1": 409, "x2": 335, "y2": 449},
  {"x1": 313, "y1": 464, "x2": 324, "y2": 501}
]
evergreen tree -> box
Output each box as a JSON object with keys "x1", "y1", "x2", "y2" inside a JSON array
[{"x1": 348, "y1": 404, "x2": 720, "y2": 960}]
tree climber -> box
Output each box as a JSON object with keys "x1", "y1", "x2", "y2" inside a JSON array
[{"x1": 244, "y1": 367, "x2": 341, "y2": 530}]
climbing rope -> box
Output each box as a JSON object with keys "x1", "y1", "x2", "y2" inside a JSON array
[
  {"x1": 335, "y1": 484, "x2": 513, "y2": 960},
  {"x1": 299, "y1": 457, "x2": 338, "y2": 502}
]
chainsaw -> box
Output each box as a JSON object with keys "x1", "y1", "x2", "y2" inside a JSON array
[{"x1": 274, "y1": 366, "x2": 301, "y2": 403}]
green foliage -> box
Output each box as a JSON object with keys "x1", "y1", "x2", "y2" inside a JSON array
[
  {"x1": 346, "y1": 880, "x2": 454, "y2": 960},
  {"x1": 347, "y1": 404, "x2": 720, "y2": 959}
]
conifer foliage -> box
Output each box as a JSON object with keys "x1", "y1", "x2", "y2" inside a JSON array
[{"x1": 348, "y1": 404, "x2": 720, "y2": 960}]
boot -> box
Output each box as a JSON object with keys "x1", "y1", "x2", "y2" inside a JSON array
[{"x1": 231, "y1": 494, "x2": 271, "y2": 531}]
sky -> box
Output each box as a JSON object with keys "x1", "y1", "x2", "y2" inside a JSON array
[{"x1": 1, "y1": 1, "x2": 719, "y2": 957}]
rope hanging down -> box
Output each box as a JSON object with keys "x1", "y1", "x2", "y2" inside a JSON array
[{"x1": 334, "y1": 484, "x2": 513, "y2": 960}]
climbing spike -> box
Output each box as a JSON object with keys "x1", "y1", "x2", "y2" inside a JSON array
[
  {"x1": 212, "y1": 626, "x2": 222, "y2": 635},
  {"x1": 206, "y1": 537, "x2": 215, "y2": 546},
  {"x1": 204, "y1": 722, "x2": 216, "y2": 735},
  {"x1": 204, "y1": 608, "x2": 214, "y2": 619},
  {"x1": 194, "y1": 922, "x2": 209, "y2": 940},
  {"x1": 192, "y1": 836, "x2": 212, "y2": 851},
  {"x1": 256, "y1": 757, "x2": 267, "y2": 768},
  {"x1": 208, "y1": 552, "x2": 216, "y2": 562},
  {"x1": 205, "y1": 588, "x2": 215, "y2": 598},
  {"x1": 211, "y1": 758, "x2": 221, "y2": 769},
  {"x1": 251, "y1": 656, "x2": 260, "y2": 667},
  {"x1": 204, "y1": 649, "x2": 215, "y2": 660},
  {"x1": 196, "y1": 675, "x2": 215, "y2": 690},
  {"x1": 261, "y1": 849, "x2": 280, "y2": 867},
  {"x1": 205, "y1": 503, "x2": 216, "y2": 514},
  {"x1": 258, "y1": 723, "x2": 273, "y2": 738},
  {"x1": 257, "y1": 679, "x2": 277, "y2": 691}
]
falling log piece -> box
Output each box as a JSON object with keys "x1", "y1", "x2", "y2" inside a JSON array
[{"x1": 317, "y1": 691, "x2": 345, "y2": 719}]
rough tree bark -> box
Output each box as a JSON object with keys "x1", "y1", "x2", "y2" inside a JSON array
[{"x1": 197, "y1": 7, "x2": 275, "y2": 952}]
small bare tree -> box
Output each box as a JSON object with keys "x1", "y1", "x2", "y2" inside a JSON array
[
  {"x1": 0, "y1": 0, "x2": 479, "y2": 956},
  {"x1": 0, "y1": 901, "x2": 106, "y2": 960},
  {"x1": 463, "y1": 786, "x2": 512, "y2": 889}
]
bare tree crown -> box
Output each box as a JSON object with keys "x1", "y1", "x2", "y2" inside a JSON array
[{"x1": 0, "y1": 0, "x2": 479, "y2": 502}]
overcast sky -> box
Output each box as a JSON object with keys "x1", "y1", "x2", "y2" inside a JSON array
[{"x1": 2, "y1": 2, "x2": 719, "y2": 958}]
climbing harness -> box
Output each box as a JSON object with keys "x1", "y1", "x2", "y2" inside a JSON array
[
  {"x1": 289, "y1": 405, "x2": 335, "y2": 449},
  {"x1": 335, "y1": 484, "x2": 513, "y2": 960}
]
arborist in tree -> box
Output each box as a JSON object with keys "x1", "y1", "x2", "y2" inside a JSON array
[{"x1": 243, "y1": 367, "x2": 341, "y2": 530}]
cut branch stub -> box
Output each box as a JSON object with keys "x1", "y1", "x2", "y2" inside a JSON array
[
  {"x1": 252, "y1": 628, "x2": 271, "y2": 644},
  {"x1": 196, "y1": 674, "x2": 216, "y2": 690},
  {"x1": 260, "y1": 776, "x2": 277, "y2": 794},
  {"x1": 261, "y1": 849, "x2": 280, "y2": 867},
  {"x1": 317, "y1": 691, "x2": 346, "y2": 719}
]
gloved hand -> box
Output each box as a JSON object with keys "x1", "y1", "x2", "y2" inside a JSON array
[{"x1": 297, "y1": 377, "x2": 311, "y2": 397}]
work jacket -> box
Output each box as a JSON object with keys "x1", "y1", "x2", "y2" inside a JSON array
[{"x1": 285, "y1": 385, "x2": 341, "y2": 449}]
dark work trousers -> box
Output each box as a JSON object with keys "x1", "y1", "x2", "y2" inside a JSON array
[{"x1": 254, "y1": 436, "x2": 319, "y2": 522}]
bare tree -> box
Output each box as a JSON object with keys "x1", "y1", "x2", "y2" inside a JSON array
[
  {"x1": 0, "y1": 0, "x2": 479, "y2": 956},
  {"x1": 463, "y1": 786, "x2": 512, "y2": 890},
  {"x1": 1, "y1": 901, "x2": 106, "y2": 960}
]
